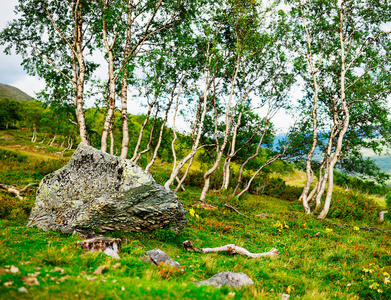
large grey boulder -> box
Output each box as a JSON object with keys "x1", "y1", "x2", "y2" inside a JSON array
[
  {"x1": 196, "y1": 271, "x2": 254, "y2": 289},
  {"x1": 27, "y1": 143, "x2": 187, "y2": 234}
]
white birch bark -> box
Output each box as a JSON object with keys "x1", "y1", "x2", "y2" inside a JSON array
[
  {"x1": 199, "y1": 57, "x2": 241, "y2": 202},
  {"x1": 183, "y1": 240, "x2": 279, "y2": 258},
  {"x1": 164, "y1": 63, "x2": 212, "y2": 189}
]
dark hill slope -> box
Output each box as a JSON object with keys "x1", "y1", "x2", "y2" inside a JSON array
[{"x1": 0, "y1": 83, "x2": 34, "y2": 101}]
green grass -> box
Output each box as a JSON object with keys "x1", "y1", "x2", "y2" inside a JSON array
[{"x1": 1, "y1": 129, "x2": 391, "y2": 299}]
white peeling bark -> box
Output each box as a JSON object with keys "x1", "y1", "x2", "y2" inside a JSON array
[{"x1": 183, "y1": 240, "x2": 279, "y2": 259}]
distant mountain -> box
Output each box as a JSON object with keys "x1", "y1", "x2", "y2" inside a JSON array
[{"x1": 0, "y1": 83, "x2": 34, "y2": 101}]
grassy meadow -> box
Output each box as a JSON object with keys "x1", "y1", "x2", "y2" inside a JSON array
[{"x1": 1, "y1": 129, "x2": 391, "y2": 299}]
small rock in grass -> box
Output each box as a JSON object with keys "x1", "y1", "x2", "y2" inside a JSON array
[
  {"x1": 18, "y1": 287, "x2": 28, "y2": 293},
  {"x1": 27, "y1": 272, "x2": 41, "y2": 278},
  {"x1": 58, "y1": 276, "x2": 68, "y2": 283},
  {"x1": 196, "y1": 271, "x2": 254, "y2": 289},
  {"x1": 112, "y1": 263, "x2": 121, "y2": 269},
  {"x1": 10, "y1": 266, "x2": 20, "y2": 274},
  {"x1": 282, "y1": 294, "x2": 290, "y2": 300},
  {"x1": 86, "y1": 276, "x2": 97, "y2": 281},
  {"x1": 24, "y1": 277, "x2": 39, "y2": 286},
  {"x1": 4, "y1": 281, "x2": 13, "y2": 287},
  {"x1": 93, "y1": 265, "x2": 108, "y2": 275},
  {"x1": 143, "y1": 248, "x2": 182, "y2": 269},
  {"x1": 51, "y1": 267, "x2": 65, "y2": 274},
  {"x1": 121, "y1": 286, "x2": 125, "y2": 291}
]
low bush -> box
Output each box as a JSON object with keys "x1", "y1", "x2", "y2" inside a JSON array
[
  {"x1": 0, "y1": 148, "x2": 28, "y2": 163},
  {"x1": 328, "y1": 189, "x2": 382, "y2": 221}
]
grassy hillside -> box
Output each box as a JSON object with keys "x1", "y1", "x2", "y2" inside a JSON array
[
  {"x1": 1, "y1": 130, "x2": 391, "y2": 299},
  {"x1": 0, "y1": 83, "x2": 34, "y2": 102}
]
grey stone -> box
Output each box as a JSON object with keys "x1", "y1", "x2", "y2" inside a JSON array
[
  {"x1": 27, "y1": 143, "x2": 187, "y2": 234},
  {"x1": 196, "y1": 271, "x2": 254, "y2": 288},
  {"x1": 143, "y1": 248, "x2": 182, "y2": 269}
]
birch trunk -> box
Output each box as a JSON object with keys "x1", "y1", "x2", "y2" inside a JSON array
[
  {"x1": 120, "y1": 0, "x2": 133, "y2": 159},
  {"x1": 73, "y1": 0, "x2": 89, "y2": 145},
  {"x1": 164, "y1": 41, "x2": 215, "y2": 190},
  {"x1": 131, "y1": 95, "x2": 158, "y2": 162},
  {"x1": 199, "y1": 57, "x2": 241, "y2": 202},
  {"x1": 317, "y1": 8, "x2": 350, "y2": 219},
  {"x1": 109, "y1": 116, "x2": 115, "y2": 155},
  {"x1": 49, "y1": 133, "x2": 56, "y2": 146},
  {"x1": 145, "y1": 90, "x2": 175, "y2": 171},
  {"x1": 298, "y1": 1, "x2": 322, "y2": 214},
  {"x1": 101, "y1": 2, "x2": 116, "y2": 152},
  {"x1": 131, "y1": 105, "x2": 159, "y2": 164},
  {"x1": 31, "y1": 124, "x2": 37, "y2": 143}
]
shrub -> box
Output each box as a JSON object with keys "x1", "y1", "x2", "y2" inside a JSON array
[
  {"x1": 386, "y1": 191, "x2": 391, "y2": 211},
  {"x1": 0, "y1": 148, "x2": 28, "y2": 163},
  {"x1": 328, "y1": 189, "x2": 382, "y2": 221}
]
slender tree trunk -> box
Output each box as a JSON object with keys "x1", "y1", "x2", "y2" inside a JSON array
[
  {"x1": 233, "y1": 120, "x2": 270, "y2": 196},
  {"x1": 109, "y1": 114, "x2": 115, "y2": 155},
  {"x1": 235, "y1": 154, "x2": 283, "y2": 199},
  {"x1": 101, "y1": 8, "x2": 116, "y2": 152},
  {"x1": 120, "y1": 76, "x2": 129, "y2": 158},
  {"x1": 120, "y1": 0, "x2": 133, "y2": 158},
  {"x1": 164, "y1": 80, "x2": 210, "y2": 189},
  {"x1": 199, "y1": 57, "x2": 241, "y2": 202},
  {"x1": 39, "y1": 134, "x2": 46, "y2": 144},
  {"x1": 74, "y1": 1, "x2": 89, "y2": 145},
  {"x1": 31, "y1": 124, "x2": 37, "y2": 143},
  {"x1": 145, "y1": 90, "x2": 175, "y2": 171},
  {"x1": 173, "y1": 156, "x2": 194, "y2": 193},
  {"x1": 49, "y1": 133, "x2": 57, "y2": 146},
  {"x1": 132, "y1": 105, "x2": 159, "y2": 164},
  {"x1": 298, "y1": 1, "x2": 321, "y2": 214},
  {"x1": 131, "y1": 95, "x2": 158, "y2": 162},
  {"x1": 318, "y1": 10, "x2": 350, "y2": 219}
]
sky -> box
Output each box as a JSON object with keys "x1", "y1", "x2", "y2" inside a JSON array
[{"x1": 0, "y1": 0, "x2": 46, "y2": 98}]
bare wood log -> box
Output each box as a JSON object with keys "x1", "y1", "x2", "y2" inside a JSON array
[
  {"x1": 360, "y1": 226, "x2": 386, "y2": 233},
  {"x1": 195, "y1": 202, "x2": 217, "y2": 210},
  {"x1": 224, "y1": 204, "x2": 243, "y2": 215},
  {"x1": 379, "y1": 211, "x2": 388, "y2": 222},
  {"x1": 183, "y1": 240, "x2": 279, "y2": 258},
  {"x1": 0, "y1": 184, "x2": 22, "y2": 200},
  {"x1": 19, "y1": 183, "x2": 39, "y2": 192},
  {"x1": 0, "y1": 183, "x2": 39, "y2": 200}
]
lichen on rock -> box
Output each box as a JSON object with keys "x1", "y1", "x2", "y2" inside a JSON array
[{"x1": 27, "y1": 143, "x2": 187, "y2": 234}]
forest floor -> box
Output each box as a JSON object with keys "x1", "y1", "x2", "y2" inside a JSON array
[{"x1": 1, "y1": 130, "x2": 391, "y2": 299}]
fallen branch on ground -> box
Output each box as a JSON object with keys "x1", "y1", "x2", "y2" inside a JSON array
[
  {"x1": 224, "y1": 204, "x2": 244, "y2": 215},
  {"x1": 379, "y1": 211, "x2": 388, "y2": 222},
  {"x1": 360, "y1": 226, "x2": 386, "y2": 233},
  {"x1": 0, "y1": 183, "x2": 38, "y2": 200},
  {"x1": 193, "y1": 202, "x2": 217, "y2": 210},
  {"x1": 183, "y1": 240, "x2": 279, "y2": 258}
]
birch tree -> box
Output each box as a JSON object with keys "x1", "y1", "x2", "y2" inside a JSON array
[
  {"x1": 0, "y1": 0, "x2": 97, "y2": 144},
  {"x1": 288, "y1": 0, "x2": 391, "y2": 219}
]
